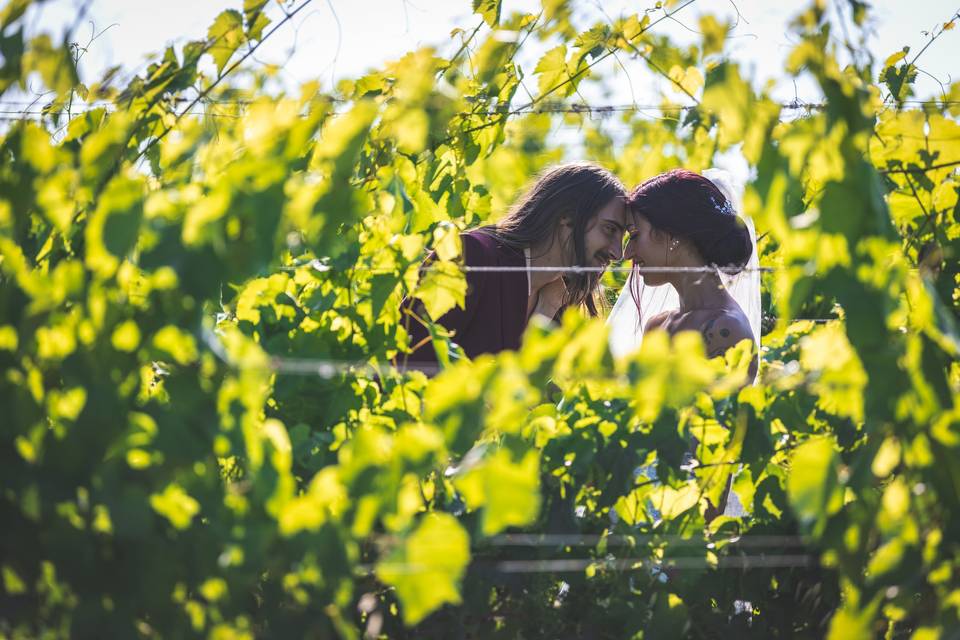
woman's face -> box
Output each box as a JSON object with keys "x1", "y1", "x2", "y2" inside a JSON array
[{"x1": 624, "y1": 213, "x2": 671, "y2": 286}]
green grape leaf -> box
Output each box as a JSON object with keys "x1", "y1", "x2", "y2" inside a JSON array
[
  {"x1": 23, "y1": 35, "x2": 78, "y2": 97},
  {"x1": 699, "y1": 15, "x2": 729, "y2": 56},
  {"x1": 883, "y1": 62, "x2": 917, "y2": 102},
  {"x1": 472, "y1": 0, "x2": 501, "y2": 27},
  {"x1": 0, "y1": 0, "x2": 30, "y2": 29},
  {"x1": 150, "y1": 483, "x2": 200, "y2": 529},
  {"x1": 701, "y1": 62, "x2": 751, "y2": 148},
  {"x1": 882, "y1": 48, "x2": 908, "y2": 69},
  {"x1": 207, "y1": 9, "x2": 245, "y2": 75},
  {"x1": 573, "y1": 24, "x2": 611, "y2": 62},
  {"x1": 377, "y1": 513, "x2": 470, "y2": 625},
  {"x1": 787, "y1": 437, "x2": 843, "y2": 537},
  {"x1": 534, "y1": 44, "x2": 578, "y2": 96},
  {"x1": 151, "y1": 326, "x2": 198, "y2": 365},
  {"x1": 826, "y1": 597, "x2": 882, "y2": 640},
  {"x1": 648, "y1": 481, "x2": 700, "y2": 519},
  {"x1": 454, "y1": 448, "x2": 541, "y2": 536},
  {"x1": 243, "y1": 0, "x2": 271, "y2": 40},
  {"x1": 85, "y1": 175, "x2": 145, "y2": 278},
  {"x1": 668, "y1": 64, "x2": 704, "y2": 96},
  {"x1": 414, "y1": 260, "x2": 466, "y2": 320},
  {"x1": 432, "y1": 223, "x2": 461, "y2": 262},
  {"x1": 111, "y1": 320, "x2": 141, "y2": 352},
  {"x1": 614, "y1": 483, "x2": 656, "y2": 526},
  {"x1": 800, "y1": 323, "x2": 867, "y2": 421}
]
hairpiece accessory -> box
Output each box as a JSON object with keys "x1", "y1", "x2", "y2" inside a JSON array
[{"x1": 710, "y1": 195, "x2": 736, "y2": 216}]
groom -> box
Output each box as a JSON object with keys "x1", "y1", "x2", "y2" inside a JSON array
[{"x1": 402, "y1": 163, "x2": 627, "y2": 366}]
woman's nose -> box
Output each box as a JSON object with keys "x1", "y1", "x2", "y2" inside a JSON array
[{"x1": 622, "y1": 237, "x2": 636, "y2": 260}]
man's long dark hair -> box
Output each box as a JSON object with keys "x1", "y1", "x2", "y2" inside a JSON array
[{"x1": 481, "y1": 162, "x2": 626, "y2": 316}]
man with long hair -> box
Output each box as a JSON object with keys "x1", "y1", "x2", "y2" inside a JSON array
[{"x1": 403, "y1": 162, "x2": 627, "y2": 366}]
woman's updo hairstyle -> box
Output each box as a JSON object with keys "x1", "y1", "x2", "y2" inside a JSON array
[{"x1": 628, "y1": 168, "x2": 753, "y2": 273}]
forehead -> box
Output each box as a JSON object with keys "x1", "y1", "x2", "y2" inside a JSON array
[
  {"x1": 595, "y1": 198, "x2": 626, "y2": 225},
  {"x1": 628, "y1": 209, "x2": 651, "y2": 229}
]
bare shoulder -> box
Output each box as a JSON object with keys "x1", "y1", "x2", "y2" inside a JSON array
[{"x1": 701, "y1": 309, "x2": 754, "y2": 359}]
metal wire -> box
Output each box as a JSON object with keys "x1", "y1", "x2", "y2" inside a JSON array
[
  {"x1": 359, "y1": 554, "x2": 817, "y2": 576},
  {"x1": 283, "y1": 260, "x2": 776, "y2": 274},
  {"x1": 201, "y1": 327, "x2": 444, "y2": 377},
  {"x1": 493, "y1": 555, "x2": 816, "y2": 573},
  {"x1": 1, "y1": 98, "x2": 957, "y2": 114},
  {"x1": 269, "y1": 354, "x2": 441, "y2": 377},
  {"x1": 373, "y1": 533, "x2": 806, "y2": 548},
  {"x1": 201, "y1": 308, "x2": 838, "y2": 381},
  {"x1": 358, "y1": 535, "x2": 817, "y2": 574}
]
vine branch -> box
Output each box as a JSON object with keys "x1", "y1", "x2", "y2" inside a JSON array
[{"x1": 133, "y1": 0, "x2": 316, "y2": 170}]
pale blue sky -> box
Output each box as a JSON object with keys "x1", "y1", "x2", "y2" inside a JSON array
[
  {"x1": 16, "y1": 0, "x2": 958, "y2": 177},
  {"x1": 29, "y1": 0, "x2": 959, "y2": 104}
]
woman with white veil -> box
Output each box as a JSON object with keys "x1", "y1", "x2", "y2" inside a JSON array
[
  {"x1": 608, "y1": 168, "x2": 761, "y2": 381},
  {"x1": 607, "y1": 168, "x2": 761, "y2": 525}
]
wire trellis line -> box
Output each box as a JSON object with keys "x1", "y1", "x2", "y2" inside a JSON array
[
  {"x1": 200, "y1": 312, "x2": 839, "y2": 381},
  {"x1": 372, "y1": 533, "x2": 807, "y2": 548},
  {"x1": 2, "y1": 98, "x2": 957, "y2": 109},
  {"x1": 357, "y1": 554, "x2": 817, "y2": 576},
  {"x1": 272, "y1": 354, "x2": 440, "y2": 377},
  {"x1": 493, "y1": 555, "x2": 817, "y2": 573},
  {"x1": 283, "y1": 261, "x2": 777, "y2": 275},
  {"x1": 4, "y1": 99, "x2": 960, "y2": 121},
  {"x1": 201, "y1": 327, "x2": 444, "y2": 377}
]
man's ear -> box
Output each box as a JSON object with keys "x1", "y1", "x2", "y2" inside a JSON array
[{"x1": 555, "y1": 216, "x2": 574, "y2": 257}]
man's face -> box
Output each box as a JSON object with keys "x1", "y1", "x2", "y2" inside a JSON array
[{"x1": 579, "y1": 197, "x2": 627, "y2": 268}]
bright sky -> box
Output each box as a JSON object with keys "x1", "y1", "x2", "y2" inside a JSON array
[
  {"x1": 31, "y1": 0, "x2": 958, "y2": 103},
  {"x1": 20, "y1": 0, "x2": 959, "y2": 178}
]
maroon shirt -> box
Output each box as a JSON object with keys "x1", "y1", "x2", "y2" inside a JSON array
[{"x1": 402, "y1": 229, "x2": 530, "y2": 365}]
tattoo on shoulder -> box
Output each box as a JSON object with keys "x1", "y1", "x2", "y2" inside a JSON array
[{"x1": 702, "y1": 317, "x2": 717, "y2": 344}]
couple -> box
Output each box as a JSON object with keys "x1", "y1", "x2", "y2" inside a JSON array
[{"x1": 403, "y1": 162, "x2": 760, "y2": 377}]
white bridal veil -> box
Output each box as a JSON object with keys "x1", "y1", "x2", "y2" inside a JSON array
[{"x1": 607, "y1": 168, "x2": 761, "y2": 360}]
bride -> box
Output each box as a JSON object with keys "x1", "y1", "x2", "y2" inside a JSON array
[
  {"x1": 608, "y1": 168, "x2": 761, "y2": 381},
  {"x1": 607, "y1": 168, "x2": 761, "y2": 524}
]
